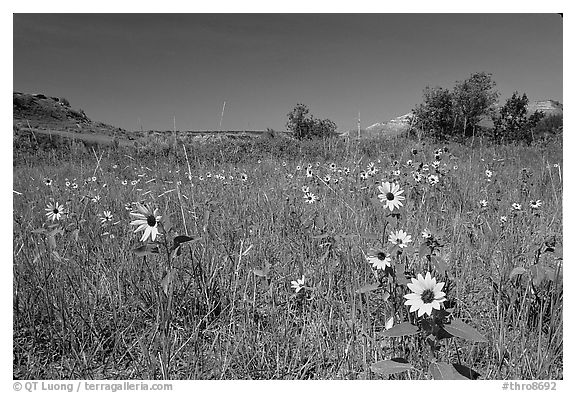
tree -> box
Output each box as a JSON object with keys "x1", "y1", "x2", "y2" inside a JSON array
[
  {"x1": 412, "y1": 86, "x2": 455, "y2": 140},
  {"x1": 452, "y1": 72, "x2": 499, "y2": 137},
  {"x1": 286, "y1": 103, "x2": 337, "y2": 140},
  {"x1": 492, "y1": 92, "x2": 545, "y2": 144}
]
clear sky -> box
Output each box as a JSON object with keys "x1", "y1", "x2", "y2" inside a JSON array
[{"x1": 13, "y1": 13, "x2": 562, "y2": 132}]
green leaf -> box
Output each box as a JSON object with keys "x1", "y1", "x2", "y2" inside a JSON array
[
  {"x1": 429, "y1": 362, "x2": 468, "y2": 380},
  {"x1": 356, "y1": 283, "x2": 380, "y2": 294},
  {"x1": 174, "y1": 235, "x2": 197, "y2": 246},
  {"x1": 442, "y1": 318, "x2": 487, "y2": 343},
  {"x1": 381, "y1": 322, "x2": 418, "y2": 338},
  {"x1": 161, "y1": 269, "x2": 177, "y2": 296},
  {"x1": 419, "y1": 242, "x2": 430, "y2": 259},
  {"x1": 370, "y1": 358, "x2": 415, "y2": 376},
  {"x1": 133, "y1": 244, "x2": 159, "y2": 257},
  {"x1": 509, "y1": 266, "x2": 526, "y2": 280},
  {"x1": 452, "y1": 364, "x2": 481, "y2": 380}
]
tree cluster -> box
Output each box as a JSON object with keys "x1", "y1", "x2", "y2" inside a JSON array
[{"x1": 286, "y1": 103, "x2": 337, "y2": 140}]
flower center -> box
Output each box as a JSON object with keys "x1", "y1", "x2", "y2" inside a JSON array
[
  {"x1": 421, "y1": 289, "x2": 435, "y2": 304},
  {"x1": 376, "y1": 252, "x2": 387, "y2": 260},
  {"x1": 53, "y1": 208, "x2": 59, "y2": 214},
  {"x1": 397, "y1": 238, "x2": 403, "y2": 244},
  {"x1": 386, "y1": 192, "x2": 395, "y2": 201},
  {"x1": 147, "y1": 215, "x2": 157, "y2": 227}
]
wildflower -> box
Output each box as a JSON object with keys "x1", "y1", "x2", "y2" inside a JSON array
[
  {"x1": 45, "y1": 201, "x2": 66, "y2": 221},
  {"x1": 434, "y1": 154, "x2": 441, "y2": 161},
  {"x1": 453, "y1": 166, "x2": 458, "y2": 170},
  {"x1": 206, "y1": 173, "x2": 212, "y2": 178},
  {"x1": 530, "y1": 200, "x2": 542, "y2": 209},
  {"x1": 71, "y1": 183, "x2": 78, "y2": 189},
  {"x1": 301, "y1": 185, "x2": 310, "y2": 193},
  {"x1": 323, "y1": 174, "x2": 331, "y2": 183},
  {"x1": 479, "y1": 199, "x2": 488, "y2": 208},
  {"x1": 366, "y1": 249, "x2": 392, "y2": 270},
  {"x1": 411, "y1": 148, "x2": 418, "y2": 155},
  {"x1": 131, "y1": 180, "x2": 138, "y2": 186},
  {"x1": 65, "y1": 181, "x2": 71, "y2": 187},
  {"x1": 485, "y1": 169, "x2": 493, "y2": 178},
  {"x1": 44, "y1": 178, "x2": 53, "y2": 186},
  {"x1": 377, "y1": 181, "x2": 405, "y2": 211},
  {"x1": 421, "y1": 229, "x2": 432, "y2": 239},
  {"x1": 427, "y1": 174, "x2": 440, "y2": 185},
  {"x1": 240, "y1": 173, "x2": 248, "y2": 182},
  {"x1": 412, "y1": 171, "x2": 423, "y2": 183},
  {"x1": 432, "y1": 161, "x2": 440, "y2": 169},
  {"x1": 121, "y1": 180, "x2": 128, "y2": 186},
  {"x1": 306, "y1": 168, "x2": 313, "y2": 178},
  {"x1": 422, "y1": 164, "x2": 429, "y2": 172},
  {"x1": 500, "y1": 216, "x2": 507, "y2": 224},
  {"x1": 392, "y1": 169, "x2": 401, "y2": 176},
  {"x1": 359, "y1": 171, "x2": 368, "y2": 180},
  {"x1": 112, "y1": 164, "x2": 118, "y2": 169},
  {"x1": 291, "y1": 276, "x2": 305, "y2": 293},
  {"x1": 91, "y1": 195, "x2": 101, "y2": 203},
  {"x1": 511, "y1": 203, "x2": 522, "y2": 211},
  {"x1": 303, "y1": 192, "x2": 318, "y2": 204},
  {"x1": 282, "y1": 162, "x2": 287, "y2": 167},
  {"x1": 406, "y1": 159, "x2": 413, "y2": 166},
  {"x1": 404, "y1": 272, "x2": 447, "y2": 317},
  {"x1": 129, "y1": 203, "x2": 162, "y2": 242},
  {"x1": 92, "y1": 176, "x2": 97, "y2": 182},
  {"x1": 330, "y1": 163, "x2": 337, "y2": 171},
  {"x1": 389, "y1": 230, "x2": 412, "y2": 248},
  {"x1": 99, "y1": 210, "x2": 114, "y2": 225},
  {"x1": 198, "y1": 176, "x2": 204, "y2": 181},
  {"x1": 296, "y1": 165, "x2": 302, "y2": 171}
]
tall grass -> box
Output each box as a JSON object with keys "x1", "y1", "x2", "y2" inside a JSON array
[{"x1": 12, "y1": 136, "x2": 562, "y2": 379}]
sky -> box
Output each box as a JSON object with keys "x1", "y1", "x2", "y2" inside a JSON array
[{"x1": 13, "y1": 13, "x2": 562, "y2": 132}]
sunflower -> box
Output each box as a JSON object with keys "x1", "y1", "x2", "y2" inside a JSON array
[
  {"x1": 389, "y1": 229, "x2": 412, "y2": 248},
  {"x1": 377, "y1": 182, "x2": 405, "y2": 211},
  {"x1": 403, "y1": 272, "x2": 447, "y2": 317},
  {"x1": 45, "y1": 201, "x2": 66, "y2": 221},
  {"x1": 129, "y1": 203, "x2": 162, "y2": 242},
  {"x1": 366, "y1": 249, "x2": 392, "y2": 270}
]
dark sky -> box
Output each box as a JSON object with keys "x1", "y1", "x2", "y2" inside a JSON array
[{"x1": 13, "y1": 13, "x2": 562, "y2": 132}]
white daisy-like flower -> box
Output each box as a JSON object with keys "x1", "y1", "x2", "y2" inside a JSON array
[
  {"x1": 303, "y1": 192, "x2": 318, "y2": 204},
  {"x1": 301, "y1": 185, "x2": 310, "y2": 193},
  {"x1": 530, "y1": 200, "x2": 542, "y2": 209},
  {"x1": 421, "y1": 228, "x2": 432, "y2": 239},
  {"x1": 427, "y1": 174, "x2": 440, "y2": 185},
  {"x1": 306, "y1": 168, "x2": 313, "y2": 178},
  {"x1": 485, "y1": 169, "x2": 493, "y2": 178},
  {"x1": 389, "y1": 230, "x2": 412, "y2": 248},
  {"x1": 404, "y1": 272, "x2": 447, "y2": 317},
  {"x1": 511, "y1": 203, "x2": 522, "y2": 211},
  {"x1": 366, "y1": 249, "x2": 392, "y2": 270},
  {"x1": 129, "y1": 203, "x2": 162, "y2": 242},
  {"x1": 377, "y1": 182, "x2": 406, "y2": 211},
  {"x1": 44, "y1": 178, "x2": 53, "y2": 186},
  {"x1": 291, "y1": 276, "x2": 305, "y2": 293},
  {"x1": 45, "y1": 201, "x2": 66, "y2": 221},
  {"x1": 99, "y1": 210, "x2": 114, "y2": 225},
  {"x1": 479, "y1": 199, "x2": 488, "y2": 208},
  {"x1": 240, "y1": 173, "x2": 248, "y2": 182},
  {"x1": 500, "y1": 216, "x2": 508, "y2": 224},
  {"x1": 359, "y1": 171, "x2": 368, "y2": 180},
  {"x1": 323, "y1": 174, "x2": 331, "y2": 183}
]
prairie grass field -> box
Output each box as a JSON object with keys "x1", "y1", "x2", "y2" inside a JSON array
[{"x1": 12, "y1": 136, "x2": 563, "y2": 380}]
